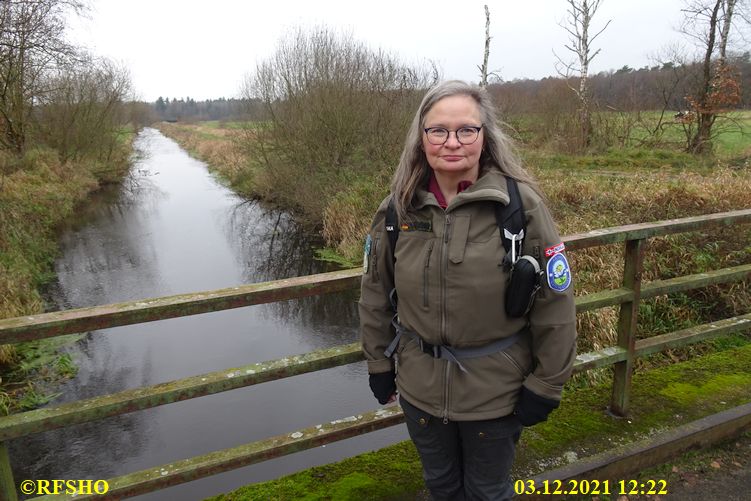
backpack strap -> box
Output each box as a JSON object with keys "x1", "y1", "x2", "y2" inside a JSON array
[
  {"x1": 495, "y1": 176, "x2": 526, "y2": 266},
  {"x1": 385, "y1": 195, "x2": 399, "y2": 263},
  {"x1": 385, "y1": 196, "x2": 400, "y2": 310}
]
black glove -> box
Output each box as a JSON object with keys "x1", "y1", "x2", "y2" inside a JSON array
[
  {"x1": 369, "y1": 370, "x2": 396, "y2": 404},
  {"x1": 514, "y1": 386, "x2": 560, "y2": 426}
]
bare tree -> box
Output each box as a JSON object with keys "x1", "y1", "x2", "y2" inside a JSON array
[
  {"x1": 554, "y1": 0, "x2": 611, "y2": 150},
  {"x1": 0, "y1": 0, "x2": 85, "y2": 154},
  {"x1": 718, "y1": 0, "x2": 738, "y2": 63},
  {"x1": 681, "y1": 0, "x2": 747, "y2": 154},
  {"x1": 36, "y1": 58, "x2": 132, "y2": 164},
  {"x1": 478, "y1": 5, "x2": 502, "y2": 87},
  {"x1": 479, "y1": 5, "x2": 491, "y2": 87}
]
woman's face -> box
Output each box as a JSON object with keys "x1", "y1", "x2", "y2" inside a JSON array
[{"x1": 421, "y1": 95, "x2": 484, "y2": 180}]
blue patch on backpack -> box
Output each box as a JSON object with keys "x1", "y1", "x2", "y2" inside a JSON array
[{"x1": 546, "y1": 253, "x2": 571, "y2": 292}]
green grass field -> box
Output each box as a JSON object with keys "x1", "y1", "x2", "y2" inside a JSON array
[{"x1": 616, "y1": 109, "x2": 749, "y2": 158}]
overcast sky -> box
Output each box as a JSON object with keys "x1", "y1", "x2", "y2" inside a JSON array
[{"x1": 68, "y1": 0, "x2": 696, "y2": 102}]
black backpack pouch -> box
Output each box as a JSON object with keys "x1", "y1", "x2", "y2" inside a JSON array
[{"x1": 505, "y1": 255, "x2": 543, "y2": 318}]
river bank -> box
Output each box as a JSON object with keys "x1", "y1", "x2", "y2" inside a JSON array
[{"x1": 0, "y1": 133, "x2": 134, "y2": 414}]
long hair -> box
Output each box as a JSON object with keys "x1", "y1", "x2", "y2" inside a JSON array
[{"x1": 390, "y1": 80, "x2": 539, "y2": 220}]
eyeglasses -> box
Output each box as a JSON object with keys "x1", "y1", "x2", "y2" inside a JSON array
[{"x1": 423, "y1": 125, "x2": 483, "y2": 145}]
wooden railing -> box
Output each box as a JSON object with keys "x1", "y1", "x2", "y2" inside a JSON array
[{"x1": 1, "y1": 209, "x2": 751, "y2": 500}]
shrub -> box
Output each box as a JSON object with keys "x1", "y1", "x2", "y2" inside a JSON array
[{"x1": 242, "y1": 26, "x2": 434, "y2": 222}]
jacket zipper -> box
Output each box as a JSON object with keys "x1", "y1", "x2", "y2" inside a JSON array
[
  {"x1": 442, "y1": 361, "x2": 451, "y2": 424},
  {"x1": 441, "y1": 212, "x2": 451, "y2": 423},
  {"x1": 422, "y1": 241, "x2": 434, "y2": 308},
  {"x1": 440, "y1": 213, "x2": 451, "y2": 344}
]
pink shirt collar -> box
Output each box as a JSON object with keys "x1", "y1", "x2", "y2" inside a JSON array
[{"x1": 428, "y1": 171, "x2": 474, "y2": 209}]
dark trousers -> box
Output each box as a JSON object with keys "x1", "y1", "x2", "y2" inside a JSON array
[{"x1": 401, "y1": 397, "x2": 522, "y2": 501}]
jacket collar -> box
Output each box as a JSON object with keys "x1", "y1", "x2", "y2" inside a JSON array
[{"x1": 413, "y1": 169, "x2": 511, "y2": 212}]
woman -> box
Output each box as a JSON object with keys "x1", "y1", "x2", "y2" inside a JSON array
[{"x1": 359, "y1": 80, "x2": 577, "y2": 500}]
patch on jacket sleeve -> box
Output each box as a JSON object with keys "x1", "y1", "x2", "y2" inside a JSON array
[
  {"x1": 363, "y1": 234, "x2": 372, "y2": 274},
  {"x1": 546, "y1": 252, "x2": 571, "y2": 292},
  {"x1": 544, "y1": 242, "x2": 565, "y2": 257}
]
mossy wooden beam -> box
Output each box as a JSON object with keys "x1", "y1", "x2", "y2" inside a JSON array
[
  {"x1": 573, "y1": 347, "x2": 628, "y2": 373},
  {"x1": 635, "y1": 313, "x2": 751, "y2": 357},
  {"x1": 15, "y1": 253, "x2": 737, "y2": 348},
  {"x1": 563, "y1": 208, "x2": 751, "y2": 251},
  {"x1": 574, "y1": 264, "x2": 751, "y2": 312},
  {"x1": 0, "y1": 344, "x2": 363, "y2": 441},
  {"x1": 0, "y1": 269, "x2": 361, "y2": 344},
  {"x1": 641, "y1": 263, "x2": 751, "y2": 298},
  {"x1": 8, "y1": 313, "x2": 750, "y2": 499},
  {"x1": 4, "y1": 312, "x2": 749, "y2": 442},
  {"x1": 612, "y1": 238, "x2": 646, "y2": 416},
  {"x1": 28, "y1": 406, "x2": 406, "y2": 501},
  {"x1": 524, "y1": 402, "x2": 751, "y2": 501},
  {"x1": 575, "y1": 288, "x2": 632, "y2": 312}
]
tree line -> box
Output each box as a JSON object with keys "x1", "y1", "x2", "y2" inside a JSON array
[
  {"x1": 155, "y1": 50, "x2": 749, "y2": 156},
  {"x1": 489, "y1": 52, "x2": 750, "y2": 151},
  {"x1": 152, "y1": 96, "x2": 258, "y2": 122},
  {"x1": 150, "y1": 53, "x2": 751, "y2": 125},
  {"x1": 155, "y1": 1, "x2": 748, "y2": 157}
]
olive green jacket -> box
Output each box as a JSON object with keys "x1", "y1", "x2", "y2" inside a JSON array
[{"x1": 359, "y1": 170, "x2": 577, "y2": 421}]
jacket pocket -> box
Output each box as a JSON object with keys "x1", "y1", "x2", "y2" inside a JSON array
[
  {"x1": 503, "y1": 335, "x2": 533, "y2": 377},
  {"x1": 396, "y1": 338, "x2": 444, "y2": 413},
  {"x1": 448, "y1": 215, "x2": 470, "y2": 264},
  {"x1": 501, "y1": 351, "x2": 525, "y2": 378},
  {"x1": 400, "y1": 396, "x2": 433, "y2": 428},
  {"x1": 422, "y1": 240, "x2": 434, "y2": 310}
]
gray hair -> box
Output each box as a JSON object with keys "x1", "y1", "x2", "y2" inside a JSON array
[{"x1": 390, "y1": 80, "x2": 539, "y2": 220}]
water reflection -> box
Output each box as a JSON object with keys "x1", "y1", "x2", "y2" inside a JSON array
[
  {"x1": 10, "y1": 128, "x2": 404, "y2": 501},
  {"x1": 224, "y1": 199, "x2": 328, "y2": 281},
  {"x1": 14, "y1": 335, "x2": 151, "y2": 484},
  {"x1": 223, "y1": 194, "x2": 360, "y2": 349}
]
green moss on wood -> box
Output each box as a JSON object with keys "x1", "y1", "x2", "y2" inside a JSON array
[{"x1": 207, "y1": 441, "x2": 423, "y2": 501}]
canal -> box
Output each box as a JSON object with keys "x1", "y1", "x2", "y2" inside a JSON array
[{"x1": 10, "y1": 128, "x2": 407, "y2": 500}]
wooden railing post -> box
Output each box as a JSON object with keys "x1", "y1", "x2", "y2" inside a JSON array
[
  {"x1": 610, "y1": 238, "x2": 646, "y2": 416},
  {"x1": 0, "y1": 441, "x2": 18, "y2": 501}
]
